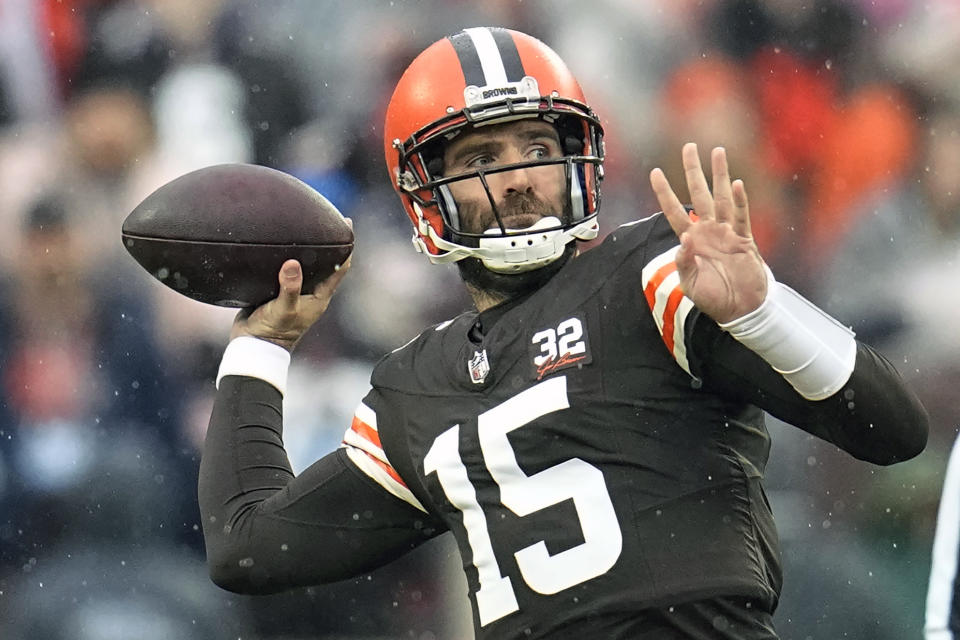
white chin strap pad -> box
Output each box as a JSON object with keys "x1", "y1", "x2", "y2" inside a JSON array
[
  {"x1": 413, "y1": 202, "x2": 600, "y2": 271},
  {"x1": 478, "y1": 216, "x2": 570, "y2": 273}
]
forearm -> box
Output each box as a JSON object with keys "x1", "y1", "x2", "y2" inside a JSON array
[
  {"x1": 198, "y1": 336, "x2": 299, "y2": 582},
  {"x1": 694, "y1": 318, "x2": 928, "y2": 465},
  {"x1": 198, "y1": 374, "x2": 298, "y2": 592},
  {"x1": 779, "y1": 342, "x2": 928, "y2": 464}
]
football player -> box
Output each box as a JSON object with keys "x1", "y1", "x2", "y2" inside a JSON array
[{"x1": 199, "y1": 27, "x2": 928, "y2": 639}]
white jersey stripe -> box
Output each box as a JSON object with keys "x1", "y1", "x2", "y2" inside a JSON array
[
  {"x1": 926, "y1": 434, "x2": 960, "y2": 637},
  {"x1": 342, "y1": 427, "x2": 385, "y2": 462},
  {"x1": 640, "y1": 244, "x2": 680, "y2": 290},
  {"x1": 618, "y1": 211, "x2": 663, "y2": 229},
  {"x1": 652, "y1": 270, "x2": 681, "y2": 331},
  {"x1": 464, "y1": 27, "x2": 508, "y2": 86},
  {"x1": 641, "y1": 244, "x2": 696, "y2": 375},
  {"x1": 340, "y1": 400, "x2": 425, "y2": 511},
  {"x1": 344, "y1": 446, "x2": 427, "y2": 513},
  {"x1": 355, "y1": 402, "x2": 378, "y2": 431}
]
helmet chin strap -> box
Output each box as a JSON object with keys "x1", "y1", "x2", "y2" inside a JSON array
[
  {"x1": 477, "y1": 216, "x2": 587, "y2": 273},
  {"x1": 411, "y1": 203, "x2": 599, "y2": 273}
]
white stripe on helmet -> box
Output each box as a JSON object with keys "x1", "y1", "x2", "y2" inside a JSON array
[{"x1": 464, "y1": 27, "x2": 508, "y2": 86}]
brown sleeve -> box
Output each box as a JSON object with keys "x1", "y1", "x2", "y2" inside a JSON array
[
  {"x1": 198, "y1": 375, "x2": 445, "y2": 594},
  {"x1": 689, "y1": 313, "x2": 928, "y2": 465}
]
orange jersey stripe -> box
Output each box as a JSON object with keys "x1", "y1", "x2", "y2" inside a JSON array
[
  {"x1": 351, "y1": 416, "x2": 382, "y2": 449},
  {"x1": 643, "y1": 261, "x2": 678, "y2": 311},
  {"x1": 660, "y1": 285, "x2": 686, "y2": 354},
  {"x1": 361, "y1": 449, "x2": 407, "y2": 487}
]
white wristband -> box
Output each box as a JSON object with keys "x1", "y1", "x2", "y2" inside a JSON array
[
  {"x1": 719, "y1": 276, "x2": 856, "y2": 401},
  {"x1": 216, "y1": 336, "x2": 292, "y2": 396}
]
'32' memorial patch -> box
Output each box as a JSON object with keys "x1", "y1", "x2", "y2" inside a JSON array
[{"x1": 529, "y1": 315, "x2": 593, "y2": 381}]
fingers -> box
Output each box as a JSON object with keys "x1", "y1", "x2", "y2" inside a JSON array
[
  {"x1": 731, "y1": 179, "x2": 752, "y2": 237},
  {"x1": 682, "y1": 143, "x2": 714, "y2": 221},
  {"x1": 311, "y1": 216, "x2": 354, "y2": 298},
  {"x1": 312, "y1": 253, "x2": 352, "y2": 299},
  {"x1": 286, "y1": 257, "x2": 348, "y2": 325},
  {"x1": 673, "y1": 228, "x2": 697, "y2": 273},
  {"x1": 649, "y1": 167, "x2": 691, "y2": 238},
  {"x1": 285, "y1": 217, "x2": 352, "y2": 305},
  {"x1": 711, "y1": 147, "x2": 734, "y2": 224},
  {"x1": 655, "y1": 143, "x2": 752, "y2": 236}
]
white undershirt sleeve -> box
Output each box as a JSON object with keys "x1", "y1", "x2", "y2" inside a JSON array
[
  {"x1": 719, "y1": 272, "x2": 857, "y2": 401},
  {"x1": 216, "y1": 336, "x2": 291, "y2": 396}
]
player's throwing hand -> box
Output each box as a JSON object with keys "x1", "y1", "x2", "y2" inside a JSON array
[
  {"x1": 650, "y1": 143, "x2": 767, "y2": 324},
  {"x1": 231, "y1": 220, "x2": 353, "y2": 352}
]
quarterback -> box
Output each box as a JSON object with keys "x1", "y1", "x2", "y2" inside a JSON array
[{"x1": 199, "y1": 28, "x2": 928, "y2": 639}]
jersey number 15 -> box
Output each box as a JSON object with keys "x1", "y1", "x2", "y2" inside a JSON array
[{"x1": 423, "y1": 376, "x2": 623, "y2": 626}]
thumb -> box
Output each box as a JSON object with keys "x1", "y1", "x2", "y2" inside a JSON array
[{"x1": 278, "y1": 259, "x2": 303, "y2": 311}]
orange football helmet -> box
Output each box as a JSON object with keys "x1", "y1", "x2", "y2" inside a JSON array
[{"x1": 383, "y1": 27, "x2": 604, "y2": 273}]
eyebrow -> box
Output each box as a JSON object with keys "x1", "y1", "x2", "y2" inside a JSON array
[
  {"x1": 446, "y1": 124, "x2": 559, "y2": 168},
  {"x1": 447, "y1": 139, "x2": 504, "y2": 168}
]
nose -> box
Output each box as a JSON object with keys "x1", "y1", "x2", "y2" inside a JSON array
[
  {"x1": 493, "y1": 149, "x2": 534, "y2": 198},
  {"x1": 501, "y1": 168, "x2": 534, "y2": 197}
]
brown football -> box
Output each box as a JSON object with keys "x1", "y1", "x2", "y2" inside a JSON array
[{"x1": 121, "y1": 164, "x2": 353, "y2": 307}]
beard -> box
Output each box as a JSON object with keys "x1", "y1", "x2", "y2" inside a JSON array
[
  {"x1": 457, "y1": 243, "x2": 576, "y2": 304},
  {"x1": 452, "y1": 190, "x2": 576, "y2": 306},
  {"x1": 456, "y1": 191, "x2": 576, "y2": 302}
]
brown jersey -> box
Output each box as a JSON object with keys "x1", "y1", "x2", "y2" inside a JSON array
[{"x1": 201, "y1": 213, "x2": 927, "y2": 640}]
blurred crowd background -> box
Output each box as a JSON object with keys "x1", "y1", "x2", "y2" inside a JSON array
[{"x1": 0, "y1": 0, "x2": 957, "y2": 638}]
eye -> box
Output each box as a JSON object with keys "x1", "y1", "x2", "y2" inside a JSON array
[
  {"x1": 527, "y1": 142, "x2": 558, "y2": 161},
  {"x1": 467, "y1": 155, "x2": 493, "y2": 168}
]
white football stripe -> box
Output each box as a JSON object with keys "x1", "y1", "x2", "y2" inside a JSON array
[{"x1": 464, "y1": 27, "x2": 508, "y2": 86}]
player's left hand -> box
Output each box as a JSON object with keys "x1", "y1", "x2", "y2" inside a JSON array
[{"x1": 649, "y1": 143, "x2": 767, "y2": 324}]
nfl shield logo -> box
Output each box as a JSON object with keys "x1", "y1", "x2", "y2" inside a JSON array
[{"x1": 468, "y1": 349, "x2": 490, "y2": 384}]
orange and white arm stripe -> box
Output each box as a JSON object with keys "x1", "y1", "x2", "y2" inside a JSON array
[
  {"x1": 641, "y1": 245, "x2": 695, "y2": 375},
  {"x1": 341, "y1": 402, "x2": 427, "y2": 513}
]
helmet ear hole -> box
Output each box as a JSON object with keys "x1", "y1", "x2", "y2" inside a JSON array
[
  {"x1": 426, "y1": 156, "x2": 445, "y2": 177},
  {"x1": 563, "y1": 135, "x2": 584, "y2": 155}
]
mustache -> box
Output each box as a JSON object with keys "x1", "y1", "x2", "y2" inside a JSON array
[
  {"x1": 501, "y1": 193, "x2": 551, "y2": 216},
  {"x1": 454, "y1": 192, "x2": 570, "y2": 238},
  {"x1": 484, "y1": 193, "x2": 553, "y2": 229}
]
